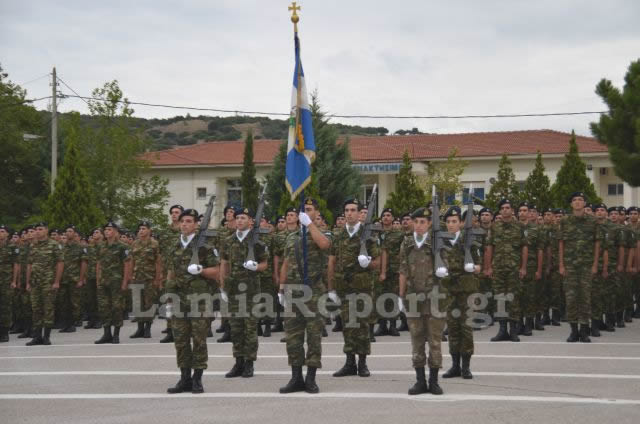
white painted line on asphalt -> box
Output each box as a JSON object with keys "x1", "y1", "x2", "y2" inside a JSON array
[
  {"x1": 0, "y1": 392, "x2": 638, "y2": 405},
  {"x1": 2, "y1": 354, "x2": 639, "y2": 360},
  {"x1": 2, "y1": 370, "x2": 640, "y2": 379}
]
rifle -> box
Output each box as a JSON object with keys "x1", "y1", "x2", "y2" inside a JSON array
[
  {"x1": 190, "y1": 195, "x2": 216, "y2": 266},
  {"x1": 246, "y1": 183, "x2": 269, "y2": 263},
  {"x1": 359, "y1": 184, "x2": 378, "y2": 257},
  {"x1": 463, "y1": 185, "x2": 485, "y2": 271},
  {"x1": 431, "y1": 186, "x2": 454, "y2": 273}
]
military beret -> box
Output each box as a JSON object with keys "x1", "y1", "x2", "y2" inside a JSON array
[
  {"x1": 277, "y1": 215, "x2": 286, "y2": 222},
  {"x1": 285, "y1": 206, "x2": 299, "y2": 214},
  {"x1": 462, "y1": 209, "x2": 477, "y2": 221},
  {"x1": 569, "y1": 192, "x2": 586, "y2": 202},
  {"x1": 392, "y1": 218, "x2": 401, "y2": 224},
  {"x1": 607, "y1": 207, "x2": 618, "y2": 214},
  {"x1": 528, "y1": 204, "x2": 538, "y2": 211},
  {"x1": 65, "y1": 225, "x2": 78, "y2": 233},
  {"x1": 223, "y1": 205, "x2": 236, "y2": 215},
  {"x1": 617, "y1": 206, "x2": 627, "y2": 214},
  {"x1": 479, "y1": 207, "x2": 493, "y2": 216},
  {"x1": 0, "y1": 225, "x2": 7, "y2": 232},
  {"x1": 304, "y1": 197, "x2": 319, "y2": 208},
  {"x1": 34, "y1": 222, "x2": 48, "y2": 229},
  {"x1": 137, "y1": 220, "x2": 152, "y2": 229},
  {"x1": 401, "y1": 212, "x2": 412, "y2": 219},
  {"x1": 584, "y1": 203, "x2": 594, "y2": 210},
  {"x1": 593, "y1": 203, "x2": 607, "y2": 211},
  {"x1": 104, "y1": 221, "x2": 119, "y2": 230},
  {"x1": 444, "y1": 206, "x2": 462, "y2": 220},
  {"x1": 179, "y1": 209, "x2": 199, "y2": 221},
  {"x1": 541, "y1": 207, "x2": 553, "y2": 214},
  {"x1": 380, "y1": 208, "x2": 394, "y2": 217},
  {"x1": 343, "y1": 197, "x2": 360, "y2": 209},
  {"x1": 628, "y1": 206, "x2": 638, "y2": 213},
  {"x1": 358, "y1": 203, "x2": 368, "y2": 212},
  {"x1": 234, "y1": 207, "x2": 253, "y2": 218},
  {"x1": 410, "y1": 207, "x2": 432, "y2": 220},
  {"x1": 518, "y1": 201, "x2": 531, "y2": 209},
  {"x1": 169, "y1": 204, "x2": 184, "y2": 213},
  {"x1": 498, "y1": 199, "x2": 512, "y2": 208}
]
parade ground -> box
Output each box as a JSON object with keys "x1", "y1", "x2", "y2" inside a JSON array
[{"x1": 1, "y1": 320, "x2": 639, "y2": 424}]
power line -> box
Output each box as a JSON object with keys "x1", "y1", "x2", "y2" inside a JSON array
[
  {"x1": 58, "y1": 93, "x2": 607, "y2": 120},
  {"x1": 19, "y1": 73, "x2": 51, "y2": 86},
  {"x1": 56, "y1": 76, "x2": 91, "y2": 108},
  {"x1": 0, "y1": 96, "x2": 53, "y2": 110}
]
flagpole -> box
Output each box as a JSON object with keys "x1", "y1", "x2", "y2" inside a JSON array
[{"x1": 290, "y1": 2, "x2": 309, "y2": 286}]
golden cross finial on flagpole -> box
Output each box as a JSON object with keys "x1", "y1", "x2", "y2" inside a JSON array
[{"x1": 289, "y1": 2, "x2": 300, "y2": 31}]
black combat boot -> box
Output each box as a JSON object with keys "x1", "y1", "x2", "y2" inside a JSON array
[
  {"x1": 263, "y1": 321, "x2": 271, "y2": 337},
  {"x1": 18, "y1": 322, "x2": 32, "y2": 339},
  {"x1": 279, "y1": 366, "x2": 305, "y2": 393},
  {"x1": 357, "y1": 355, "x2": 370, "y2": 377},
  {"x1": 242, "y1": 360, "x2": 254, "y2": 378},
  {"x1": 207, "y1": 324, "x2": 214, "y2": 338},
  {"x1": 442, "y1": 353, "x2": 461, "y2": 378},
  {"x1": 490, "y1": 320, "x2": 509, "y2": 342},
  {"x1": 522, "y1": 318, "x2": 533, "y2": 336},
  {"x1": 461, "y1": 354, "x2": 473, "y2": 379},
  {"x1": 191, "y1": 369, "x2": 204, "y2": 393},
  {"x1": 9, "y1": 321, "x2": 23, "y2": 334},
  {"x1": 305, "y1": 367, "x2": 320, "y2": 394},
  {"x1": 634, "y1": 304, "x2": 640, "y2": 319},
  {"x1": 42, "y1": 327, "x2": 52, "y2": 345},
  {"x1": 95, "y1": 326, "x2": 113, "y2": 344},
  {"x1": 84, "y1": 320, "x2": 94, "y2": 329},
  {"x1": 398, "y1": 312, "x2": 409, "y2": 331},
  {"x1": 509, "y1": 320, "x2": 521, "y2": 342},
  {"x1": 408, "y1": 367, "x2": 428, "y2": 395},
  {"x1": 388, "y1": 319, "x2": 400, "y2": 337},
  {"x1": 566, "y1": 323, "x2": 579, "y2": 342},
  {"x1": 26, "y1": 328, "x2": 43, "y2": 346},
  {"x1": 225, "y1": 357, "x2": 245, "y2": 378},
  {"x1": 616, "y1": 311, "x2": 625, "y2": 328},
  {"x1": 215, "y1": 319, "x2": 227, "y2": 333},
  {"x1": 217, "y1": 325, "x2": 231, "y2": 343},
  {"x1": 130, "y1": 322, "x2": 145, "y2": 338},
  {"x1": 373, "y1": 319, "x2": 388, "y2": 337},
  {"x1": 322, "y1": 326, "x2": 328, "y2": 337},
  {"x1": 579, "y1": 324, "x2": 591, "y2": 343},
  {"x1": 534, "y1": 313, "x2": 545, "y2": 331},
  {"x1": 590, "y1": 320, "x2": 601, "y2": 337},
  {"x1": 112, "y1": 326, "x2": 120, "y2": 344},
  {"x1": 369, "y1": 324, "x2": 376, "y2": 342},
  {"x1": 604, "y1": 313, "x2": 616, "y2": 332},
  {"x1": 0, "y1": 327, "x2": 9, "y2": 343},
  {"x1": 167, "y1": 368, "x2": 192, "y2": 394},
  {"x1": 541, "y1": 310, "x2": 551, "y2": 326},
  {"x1": 143, "y1": 322, "x2": 152, "y2": 338},
  {"x1": 160, "y1": 328, "x2": 174, "y2": 343},
  {"x1": 551, "y1": 309, "x2": 561, "y2": 326},
  {"x1": 332, "y1": 315, "x2": 343, "y2": 332},
  {"x1": 333, "y1": 354, "x2": 357, "y2": 377},
  {"x1": 625, "y1": 308, "x2": 633, "y2": 323},
  {"x1": 271, "y1": 314, "x2": 284, "y2": 332},
  {"x1": 428, "y1": 367, "x2": 443, "y2": 395},
  {"x1": 257, "y1": 322, "x2": 263, "y2": 336}
]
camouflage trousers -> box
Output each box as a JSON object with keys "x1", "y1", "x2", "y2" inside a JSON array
[
  {"x1": 591, "y1": 273, "x2": 606, "y2": 320},
  {"x1": 603, "y1": 272, "x2": 622, "y2": 313},
  {"x1": 230, "y1": 315, "x2": 259, "y2": 361},
  {"x1": 13, "y1": 287, "x2": 31, "y2": 324},
  {"x1": 563, "y1": 266, "x2": 592, "y2": 325},
  {"x1": 634, "y1": 273, "x2": 640, "y2": 307},
  {"x1": 0, "y1": 282, "x2": 12, "y2": 328},
  {"x1": 376, "y1": 273, "x2": 400, "y2": 321},
  {"x1": 284, "y1": 284, "x2": 325, "y2": 368},
  {"x1": 520, "y1": 271, "x2": 538, "y2": 318},
  {"x1": 368, "y1": 273, "x2": 379, "y2": 324},
  {"x1": 446, "y1": 290, "x2": 474, "y2": 355},
  {"x1": 622, "y1": 273, "x2": 634, "y2": 310},
  {"x1": 173, "y1": 316, "x2": 209, "y2": 369},
  {"x1": 340, "y1": 290, "x2": 372, "y2": 356},
  {"x1": 478, "y1": 275, "x2": 494, "y2": 316},
  {"x1": 546, "y1": 270, "x2": 564, "y2": 311},
  {"x1": 97, "y1": 279, "x2": 125, "y2": 327},
  {"x1": 492, "y1": 267, "x2": 522, "y2": 321},
  {"x1": 131, "y1": 280, "x2": 156, "y2": 323},
  {"x1": 613, "y1": 271, "x2": 627, "y2": 312},
  {"x1": 408, "y1": 313, "x2": 446, "y2": 369},
  {"x1": 30, "y1": 277, "x2": 56, "y2": 328},
  {"x1": 57, "y1": 280, "x2": 85, "y2": 323},
  {"x1": 84, "y1": 278, "x2": 99, "y2": 322}
]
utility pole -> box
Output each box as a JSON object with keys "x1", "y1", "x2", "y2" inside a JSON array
[{"x1": 51, "y1": 66, "x2": 58, "y2": 193}]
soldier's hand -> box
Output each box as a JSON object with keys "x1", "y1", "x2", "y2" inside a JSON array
[
  {"x1": 76, "y1": 280, "x2": 85, "y2": 288},
  {"x1": 398, "y1": 297, "x2": 405, "y2": 313},
  {"x1": 464, "y1": 262, "x2": 475, "y2": 273},
  {"x1": 435, "y1": 267, "x2": 448, "y2": 278},
  {"x1": 10, "y1": 282, "x2": 16, "y2": 289},
  {"x1": 298, "y1": 212, "x2": 312, "y2": 227},
  {"x1": 535, "y1": 270, "x2": 542, "y2": 280},
  {"x1": 188, "y1": 264, "x2": 203, "y2": 275},
  {"x1": 602, "y1": 269, "x2": 609, "y2": 279},
  {"x1": 379, "y1": 273, "x2": 386, "y2": 282},
  {"x1": 519, "y1": 268, "x2": 526, "y2": 279},
  {"x1": 219, "y1": 289, "x2": 229, "y2": 303},
  {"x1": 593, "y1": 265, "x2": 599, "y2": 275},
  {"x1": 328, "y1": 290, "x2": 339, "y2": 304},
  {"x1": 357, "y1": 255, "x2": 371, "y2": 269},
  {"x1": 120, "y1": 283, "x2": 128, "y2": 292},
  {"x1": 278, "y1": 291, "x2": 286, "y2": 307},
  {"x1": 243, "y1": 261, "x2": 258, "y2": 272},
  {"x1": 617, "y1": 264, "x2": 624, "y2": 273},
  {"x1": 25, "y1": 284, "x2": 31, "y2": 292},
  {"x1": 484, "y1": 267, "x2": 493, "y2": 278},
  {"x1": 52, "y1": 283, "x2": 60, "y2": 291},
  {"x1": 558, "y1": 265, "x2": 566, "y2": 277}
]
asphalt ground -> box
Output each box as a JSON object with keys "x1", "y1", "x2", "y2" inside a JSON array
[{"x1": 1, "y1": 318, "x2": 639, "y2": 424}]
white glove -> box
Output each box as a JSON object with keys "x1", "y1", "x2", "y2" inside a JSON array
[
  {"x1": 328, "y1": 290, "x2": 339, "y2": 304},
  {"x1": 464, "y1": 263, "x2": 475, "y2": 273},
  {"x1": 278, "y1": 292, "x2": 286, "y2": 307},
  {"x1": 298, "y1": 212, "x2": 312, "y2": 227},
  {"x1": 358, "y1": 255, "x2": 372, "y2": 269},
  {"x1": 187, "y1": 264, "x2": 203, "y2": 275},
  {"x1": 398, "y1": 297, "x2": 405, "y2": 313},
  {"x1": 435, "y1": 267, "x2": 449, "y2": 278},
  {"x1": 243, "y1": 260, "x2": 258, "y2": 271},
  {"x1": 220, "y1": 289, "x2": 229, "y2": 303}
]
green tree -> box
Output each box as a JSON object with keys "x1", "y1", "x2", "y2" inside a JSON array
[
  {"x1": 384, "y1": 150, "x2": 426, "y2": 214},
  {"x1": 0, "y1": 64, "x2": 49, "y2": 227},
  {"x1": 240, "y1": 130, "x2": 260, "y2": 211},
  {"x1": 590, "y1": 59, "x2": 640, "y2": 186},
  {"x1": 485, "y1": 154, "x2": 520, "y2": 210},
  {"x1": 550, "y1": 131, "x2": 600, "y2": 207},
  {"x1": 523, "y1": 152, "x2": 552, "y2": 211},
  {"x1": 44, "y1": 114, "x2": 104, "y2": 233},
  {"x1": 419, "y1": 147, "x2": 469, "y2": 206}
]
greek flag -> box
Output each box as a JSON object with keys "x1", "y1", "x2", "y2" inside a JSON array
[{"x1": 285, "y1": 32, "x2": 315, "y2": 200}]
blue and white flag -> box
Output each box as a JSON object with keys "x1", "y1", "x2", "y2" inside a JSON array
[{"x1": 285, "y1": 32, "x2": 315, "y2": 200}]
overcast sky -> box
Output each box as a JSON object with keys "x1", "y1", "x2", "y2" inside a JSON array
[{"x1": 2, "y1": 0, "x2": 638, "y2": 136}]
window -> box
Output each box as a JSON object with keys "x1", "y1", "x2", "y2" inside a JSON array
[
  {"x1": 599, "y1": 168, "x2": 608, "y2": 176},
  {"x1": 196, "y1": 187, "x2": 207, "y2": 199},
  {"x1": 608, "y1": 184, "x2": 624, "y2": 196},
  {"x1": 462, "y1": 186, "x2": 485, "y2": 203},
  {"x1": 227, "y1": 179, "x2": 242, "y2": 207}
]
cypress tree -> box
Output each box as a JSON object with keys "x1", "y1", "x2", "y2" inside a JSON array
[
  {"x1": 485, "y1": 154, "x2": 519, "y2": 210},
  {"x1": 523, "y1": 152, "x2": 552, "y2": 211},
  {"x1": 383, "y1": 150, "x2": 426, "y2": 214},
  {"x1": 240, "y1": 130, "x2": 260, "y2": 211}
]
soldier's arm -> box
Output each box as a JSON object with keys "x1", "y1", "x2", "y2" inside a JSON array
[
  {"x1": 307, "y1": 222, "x2": 330, "y2": 250},
  {"x1": 25, "y1": 264, "x2": 32, "y2": 291},
  {"x1": 602, "y1": 248, "x2": 609, "y2": 278},
  {"x1": 53, "y1": 261, "x2": 64, "y2": 289},
  {"x1": 219, "y1": 259, "x2": 228, "y2": 290},
  {"x1": 279, "y1": 258, "x2": 289, "y2": 287},
  {"x1": 536, "y1": 248, "x2": 544, "y2": 280},
  {"x1": 617, "y1": 244, "x2": 625, "y2": 273},
  {"x1": 11, "y1": 263, "x2": 19, "y2": 288},
  {"x1": 327, "y1": 255, "x2": 336, "y2": 291},
  {"x1": 379, "y1": 249, "x2": 388, "y2": 282},
  {"x1": 398, "y1": 272, "x2": 407, "y2": 298},
  {"x1": 558, "y1": 240, "x2": 566, "y2": 276},
  {"x1": 272, "y1": 256, "x2": 280, "y2": 283},
  {"x1": 96, "y1": 262, "x2": 101, "y2": 286},
  {"x1": 78, "y1": 260, "x2": 88, "y2": 287},
  {"x1": 483, "y1": 245, "x2": 493, "y2": 277},
  {"x1": 593, "y1": 240, "x2": 601, "y2": 275},
  {"x1": 154, "y1": 254, "x2": 164, "y2": 287},
  {"x1": 201, "y1": 265, "x2": 220, "y2": 281},
  {"x1": 519, "y1": 246, "x2": 528, "y2": 278}
]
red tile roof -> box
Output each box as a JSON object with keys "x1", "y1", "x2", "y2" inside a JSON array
[{"x1": 142, "y1": 130, "x2": 607, "y2": 167}]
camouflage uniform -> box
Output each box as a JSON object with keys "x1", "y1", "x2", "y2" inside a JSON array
[
  {"x1": 602, "y1": 220, "x2": 624, "y2": 315},
  {"x1": 258, "y1": 232, "x2": 276, "y2": 328},
  {"x1": 0, "y1": 241, "x2": 19, "y2": 329},
  {"x1": 221, "y1": 231, "x2": 268, "y2": 361},
  {"x1": 487, "y1": 219, "x2": 526, "y2": 322},
  {"x1": 621, "y1": 225, "x2": 636, "y2": 312},
  {"x1": 380, "y1": 229, "x2": 404, "y2": 316},
  {"x1": 521, "y1": 222, "x2": 544, "y2": 319},
  {"x1": 15, "y1": 243, "x2": 32, "y2": 330},
  {"x1": 58, "y1": 241, "x2": 87, "y2": 325},
  {"x1": 478, "y1": 223, "x2": 494, "y2": 318},
  {"x1": 592, "y1": 220, "x2": 611, "y2": 322},
  {"x1": 399, "y1": 233, "x2": 446, "y2": 369},
  {"x1": 28, "y1": 239, "x2": 63, "y2": 329},
  {"x1": 167, "y1": 235, "x2": 218, "y2": 370},
  {"x1": 545, "y1": 222, "x2": 564, "y2": 315},
  {"x1": 85, "y1": 243, "x2": 100, "y2": 326},
  {"x1": 330, "y1": 225, "x2": 380, "y2": 356},
  {"x1": 97, "y1": 240, "x2": 131, "y2": 327},
  {"x1": 560, "y1": 214, "x2": 602, "y2": 325},
  {"x1": 283, "y1": 228, "x2": 328, "y2": 368},
  {"x1": 158, "y1": 226, "x2": 181, "y2": 328},
  {"x1": 131, "y1": 238, "x2": 161, "y2": 323}
]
